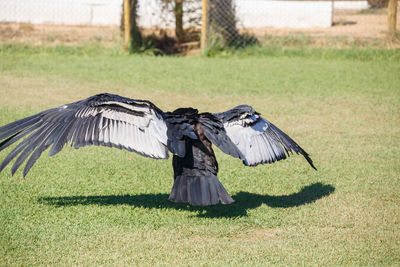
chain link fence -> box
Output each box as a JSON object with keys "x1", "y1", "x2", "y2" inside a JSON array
[
  {"x1": 202, "y1": 0, "x2": 398, "y2": 51},
  {"x1": 127, "y1": 0, "x2": 202, "y2": 53},
  {"x1": 0, "y1": 0, "x2": 398, "y2": 53}
]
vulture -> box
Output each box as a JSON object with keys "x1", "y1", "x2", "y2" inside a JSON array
[{"x1": 0, "y1": 93, "x2": 316, "y2": 206}]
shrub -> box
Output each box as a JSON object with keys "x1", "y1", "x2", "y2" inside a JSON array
[{"x1": 367, "y1": 0, "x2": 389, "y2": 8}]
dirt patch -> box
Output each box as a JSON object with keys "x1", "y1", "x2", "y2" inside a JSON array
[
  {"x1": 247, "y1": 8, "x2": 396, "y2": 40},
  {"x1": 0, "y1": 22, "x2": 121, "y2": 46}
]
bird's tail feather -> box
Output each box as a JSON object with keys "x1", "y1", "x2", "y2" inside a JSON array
[{"x1": 168, "y1": 174, "x2": 234, "y2": 206}]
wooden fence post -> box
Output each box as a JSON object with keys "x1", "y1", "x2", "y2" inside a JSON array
[
  {"x1": 123, "y1": 0, "x2": 131, "y2": 50},
  {"x1": 388, "y1": 0, "x2": 398, "y2": 40},
  {"x1": 201, "y1": 0, "x2": 209, "y2": 53},
  {"x1": 175, "y1": 0, "x2": 184, "y2": 42}
]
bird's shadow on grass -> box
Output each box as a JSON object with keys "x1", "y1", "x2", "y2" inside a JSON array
[
  {"x1": 38, "y1": 183, "x2": 335, "y2": 218},
  {"x1": 39, "y1": 182, "x2": 334, "y2": 218}
]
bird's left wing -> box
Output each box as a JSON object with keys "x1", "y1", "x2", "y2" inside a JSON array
[
  {"x1": 0, "y1": 93, "x2": 169, "y2": 177},
  {"x1": 213, "y1": 105, "x2": 316, "y2": 169}
]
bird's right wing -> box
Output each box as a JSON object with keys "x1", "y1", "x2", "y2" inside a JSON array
[
  {"x1": 214, "y1": 105, "x2": 316, "y2": 169},
  {"x1": 0, "y1": 93, "x2": 169, "y2": 177},
  {"x1": 198, "y1": 113, "x2": 244, "y2": 159}
]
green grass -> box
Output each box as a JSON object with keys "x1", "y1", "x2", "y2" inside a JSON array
[
  {"x1": 2, "y1": 41, "x2": 400, "y2": 61},
  {"x1": 231, "y1": 45, "x2": 400, "y2": 61},
  {"x1": 0, "y1": 46, "x2": 399, "y2": 266},
  {"x1": 359, "y1": 8, "x2": 385, "y2": 15}
]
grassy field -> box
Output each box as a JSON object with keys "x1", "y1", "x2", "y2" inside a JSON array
[{"x1": 0, "y1": 46, "x2": 399, "y2": 266}]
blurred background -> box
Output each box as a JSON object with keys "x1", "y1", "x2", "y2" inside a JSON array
[{"x1": 0, "y1": 0, "x2": 398, "y2": 54}]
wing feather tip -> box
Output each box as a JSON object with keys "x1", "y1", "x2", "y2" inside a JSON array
[{"x1": 304, "y1": 154, "x2": 317, "y2": 170}]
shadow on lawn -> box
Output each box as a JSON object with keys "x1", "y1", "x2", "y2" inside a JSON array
[{"x1": 39, "y1": 182, "x2": 334, "y2": 218}]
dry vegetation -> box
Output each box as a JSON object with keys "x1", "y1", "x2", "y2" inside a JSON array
[
  {"x1": 0, "y1": 23, "x2": 121, "y2": 46},
  {"x1": 250, "y1": 8, "x2": 395, "y2": 39},
  {"x1": 250, "y1": 8, "x2": 400, "y2": 47}
]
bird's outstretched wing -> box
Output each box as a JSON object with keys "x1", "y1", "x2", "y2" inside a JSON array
[
  {"x1": 198, "y1": 113, "x2": 244, "y2": 159},
  {"x1": 0, "y1": 93, "x2": 169, "y2": 177},
  {"x1": 213, "y1": 105, "x2": 316, "y2": 169}
]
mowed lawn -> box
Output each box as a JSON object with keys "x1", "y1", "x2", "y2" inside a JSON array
[{"x1": 0, "y1": 49, "x2": 399, "y2": 265}]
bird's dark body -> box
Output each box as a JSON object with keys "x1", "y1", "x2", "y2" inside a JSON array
[
  {"x1": 172, "y1": 125, "x2": 218, "y2": 178},
  {"x1": 169, "y1": 119, "x2": 234, "y2": 206},
  {"x1": 0, "y1": 93, "x2": 316, "y2": 207}
]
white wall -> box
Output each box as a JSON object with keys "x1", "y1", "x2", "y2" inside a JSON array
[
  {"x1": 0, "y1": 0, "x2": 122, "y2": 26},
  {"x1": 0, "y1": 0, "x2": 334, "y2": 28},
  {"x1": 137, "y1": 0, "x2": 333, "y2": 29},
  {"x1": 236, "y1": 0, "x2": 333, "y2": 28},
  {"x1": 334, "y1": 1, "x2": 368, "y2": 10}
]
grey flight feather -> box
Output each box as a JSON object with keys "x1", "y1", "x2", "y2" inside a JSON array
[
  {"x1": 198, "y1": 113, "x2": 244, "y2": 160},
  {"x1": 0, "y1": 93, "x2": 170, "y2": 176},
  {"x1": 214, "y1": 105, "x2": 316, "y2": 169}
]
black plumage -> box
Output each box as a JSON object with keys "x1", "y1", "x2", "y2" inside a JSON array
[{"x1": 0, "y1": 93, "x2": 316, "y2": 206}]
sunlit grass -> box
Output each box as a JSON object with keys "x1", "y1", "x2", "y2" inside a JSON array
[{"x1": 0, "y1": 48, "x2": 399, "y2": 265}]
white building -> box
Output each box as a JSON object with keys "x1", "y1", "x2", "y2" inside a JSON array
[{"x1": 0, "y1": 0, "x2": 122, "y2": 26}]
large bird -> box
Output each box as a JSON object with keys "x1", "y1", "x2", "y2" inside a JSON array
[{"x1": 0, "y1": 93, "x2": 316, "y2": 206}]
